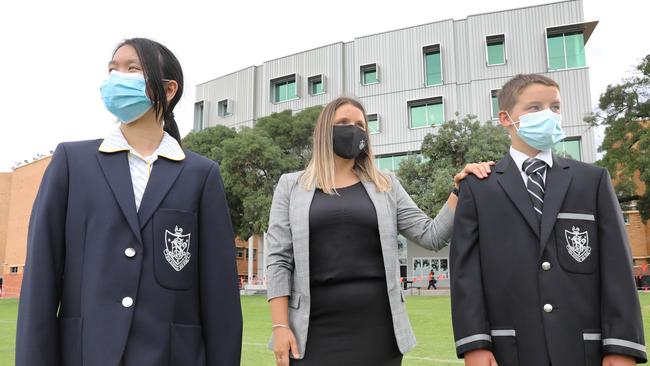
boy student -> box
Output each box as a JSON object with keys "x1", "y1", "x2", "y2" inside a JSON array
[{"x1": 450, "y1": 74, "x2": 646, "y2": 366}]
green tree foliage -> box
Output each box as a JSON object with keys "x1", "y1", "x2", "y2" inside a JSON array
[
  {"x1": 397, "y1": 114, "x2": 510, "y2": 216},
  {"x1": 182, "y1": 106, "x2": 323, "y2": 239},
  {"x1": 590, "y1": 54, "x2": 650, "y2": 220}
]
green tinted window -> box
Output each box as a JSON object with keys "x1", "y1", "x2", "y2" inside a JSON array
[
  {"x1": 491, "y1": 95, "x2": 499, "y2": 119},
  {"x1": 425, "y1": 51, "x2": 442, "y2": 86},
  {"x1": 410, "y1": 105, "x2": 428, "y2": 128},
  {"x1": 363, "y1": 69, "x2": 378, "y2": 84},
  {"x1": 487, "y1": 42, "x2": 505, "y2": 65},
  {"x1": 565, "y1": 32, "x2": 586, "y2": 68},
  {"x1": 275, "y1": 80, "x2": 297, "y2": 102},
  {"x1": 312, "y1": 80, "x2": 323, "y2": 95},
  {"x1": 410, "y1": 101, "x2": 443, "y2": 128},
  {"x1": 553, "y1": 139, "x2": 582, "y2": 161},
  {"x1": 368, "y1": 115, "x2": 379, "y2": 133},
  {"x1": 547, "y1": 32, "x2": 586, "y2": 71},
  {"x1": 547, "y1": 34, "x2": 566, "y2": 70}
]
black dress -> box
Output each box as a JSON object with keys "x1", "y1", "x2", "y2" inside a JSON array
[{"x1": 291, "y1": 182, "x2": 402, "y2": 366}]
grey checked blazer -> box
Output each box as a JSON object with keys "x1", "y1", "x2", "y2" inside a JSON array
[{"x1": 266, "y1": 171, "x2": 454, "y2": 359}]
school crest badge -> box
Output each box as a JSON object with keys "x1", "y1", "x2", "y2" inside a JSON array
[
  {"x1": 164, "y1": 225, "x2": 191, "y2": 271},
  {"x1": 564, "y1": 225, "x2": 590, "y2": 263}
]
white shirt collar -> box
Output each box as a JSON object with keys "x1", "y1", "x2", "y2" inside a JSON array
[
  {"x1": 98, "y1": 126, "x2": 185, "y2": 161},
  {"x1": 509, "y1": 146, "x2": 553, "y2": 172}
]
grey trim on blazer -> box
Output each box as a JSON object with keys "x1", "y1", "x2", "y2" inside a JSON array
[{"x1": 265, "y1": 171, "x2": 454, "y2": 358}]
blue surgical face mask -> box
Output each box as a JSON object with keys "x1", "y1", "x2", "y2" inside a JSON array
[
  {"x1": 507, "y1": 109, "x2": 566, "y2": 151},
  {"x1": 100, "y1": 70, "x2": 152, "y2": 124}
]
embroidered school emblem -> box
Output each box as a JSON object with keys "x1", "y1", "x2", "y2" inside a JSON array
[
  {"x1": 164, "y1": 225, "x2": 191, "y2": 271},
  {"x1": 564, "y1": 226, "x2": 590, "y2": 263}
]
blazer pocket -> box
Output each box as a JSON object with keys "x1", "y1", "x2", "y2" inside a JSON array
[
  {"x1": 289, "y1": 291, "x2": 301, "y2": 309},
  {"x1": 582, "y1": 330, "x2": 602, "y2": 366},
  {"x1": 153, "y1": 208, "x2": 198, "y2": 290},
  {"x1": 555, "y1": 212, "x2": 598, "y2": 274},
  {"x1": 170, "y1": 323, "x2": 206, "y2": 366},
  {"x1": 59, "y1": 317, "x2": 83, "y2": 366},
  {"x1": 491, "y1": 328, "x2": 519, "y2": 366}
]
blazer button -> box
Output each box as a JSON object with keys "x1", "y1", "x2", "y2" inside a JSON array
[
  {"x1": 541, "y1": 262, "x2": 551, "y2": 271},
  {"x1": 543, "y1": 303, "x2": 553, "y2": 313},
  {"x1": 124, "y1": 248, "x2": 136, "y2": 258},
  {"x1": 122, "y1": 297, "x2": 134, "y2": 308}
]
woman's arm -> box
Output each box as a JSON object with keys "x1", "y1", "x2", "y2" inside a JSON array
[
  {"x1": 266, "y1": 174, "x2": 300, "y2": 365},
  {"x1": 395, "y1": 162, "x2": 493, "y2": 251}
]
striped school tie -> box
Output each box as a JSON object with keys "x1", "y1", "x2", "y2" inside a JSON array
[{"x1": 523, "y1": 158, "x2": 547, "y2": 222}]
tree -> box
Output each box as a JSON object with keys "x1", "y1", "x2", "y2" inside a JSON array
[
  {"x1": 397, "y1": 114, "x2": 510, "y2": 217},
  {"x1": 182, "y1": 106, "x2": 323, "y2": 239},
  {"x1": 182, "y1": 125, "x2": 237, "y2": 165},
  {"x1": 589, "y1": 54, "x2": 650, "y2": 220}
]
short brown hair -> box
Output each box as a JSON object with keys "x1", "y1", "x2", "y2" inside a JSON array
[{"x1": 497, "y1": 74, "x2": 560, "y2": 112}]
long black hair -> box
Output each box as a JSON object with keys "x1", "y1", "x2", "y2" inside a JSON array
[{"x1": 113, "y1": 38, "x2": 184, "y2": 144}]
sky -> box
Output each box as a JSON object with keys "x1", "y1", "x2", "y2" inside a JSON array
[{"x1": 1, "y1": 0, "x2": 648, "y2": 172}]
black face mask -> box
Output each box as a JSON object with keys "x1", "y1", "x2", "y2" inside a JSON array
[{"x1": 332, "y1": 124, "x2": 367, "y2": 159}]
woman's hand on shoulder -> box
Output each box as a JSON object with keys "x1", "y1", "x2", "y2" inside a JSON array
[{"x1": 453, "y1": 161, "x2": 495, "y2": 188}]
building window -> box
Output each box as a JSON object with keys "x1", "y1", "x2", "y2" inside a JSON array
[
  {"x1": 412, "y1": 257, "x2": 449, "y2": 282},
  {"x1": 308, "y1": 75, "x2": 324, "y2": 95},
  {"x1": 361, "y1": 63, "x2": 379, "y2": 85},
  {"x1": 236, "y1": 247, "x2": 245, "y2": 259},
  {"x1": 375, "y1": 153, "x2": 425, "y2": 172},
  {"x1": 193, "y1": 101, "x2": 204, "y2": 131},
  {"x1": 409, "y1": 97, "x2": 444, "y2": 128},
  {"x1": 10, "y1": 266, "x2": 18, "y2": 274},
  {"x1": 423, "y1": 44, "x2": 442, "y2": 86},
  {"x1": 218, "y1": 99, "x2": 233, "y2": 117},
  {"x1": 623, "y1": 213, "x2": 630, "y2": 225},
  {"x1": 547, "y1": 25, "x2": 587, "y2": 71},
  {"x1": 246, "y1": 249, "x2": 258, "y2": 260},
  {"x1": 491, "y1": 89, "x2": 500, "y2": 120},
  {"x1": 485, "y1": 34, "x2": 506, "y2": 66},
  {"x1": 367, "y1": 113, "x2": 380, "y2": 134},
  {"x1": 553, "y1": 138, "x2": 582, "y2": 161},
  {"x1": 271, "y1": 75, "x2": 298, "y2": 103}
]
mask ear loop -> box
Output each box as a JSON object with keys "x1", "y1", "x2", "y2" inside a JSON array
[{"x1": 505, "y1": 111, "x2": 520, "y2": 131}]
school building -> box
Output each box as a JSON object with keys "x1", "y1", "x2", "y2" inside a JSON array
[{"x1": 193, "y1": 0, "x2": 599, "y2": 287}]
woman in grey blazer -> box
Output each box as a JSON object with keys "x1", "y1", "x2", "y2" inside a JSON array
[{"x1": 266, "y1": 97, "x2": 492, "y2": 366}]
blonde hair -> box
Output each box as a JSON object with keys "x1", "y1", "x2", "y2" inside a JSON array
[
  {"x1": 497, "y1": 73, "x2": 560, "y2": 112},
  {"x1": 299, "y1": 97, "x2": 391, "y2": 194}
]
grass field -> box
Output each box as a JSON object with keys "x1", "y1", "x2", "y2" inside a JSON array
[{"x1": 1, "y1": 294, "x2": 650, "y2": 366}]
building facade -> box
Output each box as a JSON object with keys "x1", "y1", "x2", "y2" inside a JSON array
[
  {"x1": 195, "y1": 0, "x2": 599, "y2": 288},
  {"x1": 0, "y1": 157, "x2": 51, "y2": 297}
]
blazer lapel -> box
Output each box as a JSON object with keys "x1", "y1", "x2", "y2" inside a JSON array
[
  {"x1": 96, "y1": 151, "x2": 143, "y2": 244},
  {"x1": 137, "y1": 158, "x2": 185, "y2": 229},
  {"x1": 538, "y1": 156, "x2": 572, "y2": 256},
  {"x1": 495, "y1": 154, "x2": 541, "y2": 238}
]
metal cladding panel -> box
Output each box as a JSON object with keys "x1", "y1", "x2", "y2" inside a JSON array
[
  {"x1": 196, "y1": 66, "x2": 256, "y2": 129},
  {"x1": 353, "y1": 20, "x2": 456, "y2": 98},
  {"x1": 466, "y1": 0, "x2": 586, "y2": 79},
  {"x1": 259, "y1": 43, "x2": 344, "y2": 117}
]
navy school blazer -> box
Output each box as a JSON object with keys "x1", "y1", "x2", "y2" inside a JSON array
[{"x1": 16, "y1": 139, "x2": 242, "y2": 366}]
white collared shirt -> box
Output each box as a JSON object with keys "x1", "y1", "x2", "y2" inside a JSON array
[
  {"x1": 509, "y1": 146, "x2": 553, "y2": 185},
  {"x1": 99, "y1": 127, "x2": 185, "y2": 211}
]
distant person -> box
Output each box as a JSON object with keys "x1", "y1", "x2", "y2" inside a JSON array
[
  {"x1": 16, "y1": 38, "x2": 242, "y2": 366},
  {"x1": 266, "y1": 96, "x2": 494, "y2": 366},
  {"x1": 427, "y1": 271, "x2": 437, "y2": 290},
  {"x1": 450, "y1": 74, "x2": 646, "y2": 366}
]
